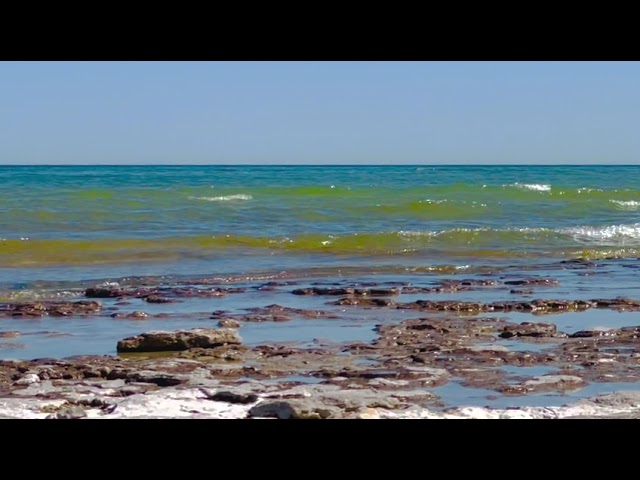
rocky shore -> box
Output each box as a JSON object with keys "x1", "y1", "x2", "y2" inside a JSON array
[
  {"x1": 2, "y1": 346, "x2": 640, "y2": 419},
  {"x1": 3, "y1": 270, "x2": 640, "y2": 419}
]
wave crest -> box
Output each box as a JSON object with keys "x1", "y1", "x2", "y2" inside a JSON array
[
  {"x1": 561, "y1": 223, "x2": 640, "y2": 243},
  {"x1": 508, "y1": 183, "x2": 551, "y2": 192},
  {"x1": 609, "y1": 200, "x2": 640, "y2": 210},
  {"x1": 188, "y1": 194, "x2": 253, "y2": 202}
]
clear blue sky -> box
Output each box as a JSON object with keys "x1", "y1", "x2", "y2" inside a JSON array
[{"x1": 1, "y1": 61, "x2": 639, "y2": 165}]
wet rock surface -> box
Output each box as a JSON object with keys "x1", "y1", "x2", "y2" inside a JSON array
[
  {"x1": 116, "y1": 329, "x2": 242, "y2": 352},
  {"x1": 4, "y1": 269, "x2": 640, "y2": 418},
  {"x1": 1, "y1": 348, "x2": 639, "y2": 418},
  {"x1": 0, "y1": 301, "x2": 102, "y2": 317}
]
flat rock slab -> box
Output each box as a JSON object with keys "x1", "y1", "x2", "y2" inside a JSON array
[{"x1": 117, "y1": 328, "x2": 242, "y2": 353}]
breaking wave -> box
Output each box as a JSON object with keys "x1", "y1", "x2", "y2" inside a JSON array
[
  {"x1": 3, "y1": 223, "x2": 640, "y2": 267},
  {"x1": 188, "y1": 194, "x2": 253, "y2": 202},
  {"x1": 609, "y1": 200, "x2": 640, "y2": 210},
  {"x1": 508, "y1": 183, "x2": 551, "y2": 192}
]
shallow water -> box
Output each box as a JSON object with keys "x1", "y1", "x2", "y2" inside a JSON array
[{"x1": 3, "y1": 165, "x2": 640, "y2": 409}]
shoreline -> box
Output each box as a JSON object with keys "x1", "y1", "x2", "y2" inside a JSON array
[
  {"x1": 3, "y1": 354, "x2": 640, "y2": 419},
  {"x1": 3, "y1": 268, "x2": 640, "y2": 419}
]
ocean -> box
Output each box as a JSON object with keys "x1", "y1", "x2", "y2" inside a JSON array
[{"x1": 2, "y1": 164, "x2": 640, "y2": 410}]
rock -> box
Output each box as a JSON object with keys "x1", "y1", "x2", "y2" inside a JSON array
[
  {"x1": 570, "y1": 329, "x2": 614, "y2": 338},
  {"x1": 85, "y1": 287, "x2": 123, "y2": 298},
  {"x1": 243, "y1": 304, "x2": 336, "y2": 320},
  {"x1": 0, "y1": 331, "x2": 21, "y2": 338},
  {"x1": 368, "y1": 378, "x2": 410, "y2": 387},
  {"x1": 46, "y1": 405, "x2": 88, "y2": 419},
  {"x1": 48, "y1": 301, "x2": 102, "y2": 316},
  {"x1": 530, "y1": 299, "x2": 593, "y2": 312},
  {"x1": 464, "y1": 345, "x2": 510, "y2": 353},
  {"x1": 412, "y1": 300, "x2": 487, "y2": 312},
  {"x1": 353, "y1": 407, "x2": 381, "y2": 419},
  {"x1": 292, "y1": 286, "x2": 399, "y2": 296},
  {"x1": 116, "y1": 328, "x2": 242, "y2": 352},
  {"x1": 217, "y1": 319, "x2": 241, "y2": 328},
  {"x1": 570, "y1": 325, "x2": 640, "y2": 339},
  {"x1": 0, "y1": 300, "x2": 101, "y2": 317},
  {"x1": 248, "y1": 400, "x2": 342, "y2": 419},
  {"x1": 292, "y1": 287, "x2": 354, "y2": 296},
  {"x1": 178, "y1": 345, "x2": 246, "y2": 361},
  {"x1": 14, "y1": 373, "x2": 40, "y2": 386},
  {"x1": 203, "y1": 390, "x2": 259, "y2": 404},
  {"x1": 145, "y1": 295, "x2": 173, "y2": 303},
  {"x1": 616, "y1": 326, "x2": 640, "y2": 338},
  {"x1": 524, "y1": 375, "x2": 585, "y2": 390},
  {"x1": 125, "y1": 372, "x2": 183, "y2": 387},
  {"x1": 592, "y1": 297, "x2": 640, "y2": 309},
  {"x1": 501, "y1": 374, "x2": 586, "y2": 395},
  {"x1": 331, "y1": 297, "x2": 396, "y2": 307},
  {"x1": 504, "y1": 278, "x2": 559, "y2": 286},
  {"x1": 365, "y1": 288, "x2": 401, "y2": 296},
  {"x1": 586, "y1": 391, "x2": 640, "y2": 408},
  {"x1": 499, "y1": 322, "x2": 558, "y2": 338}
]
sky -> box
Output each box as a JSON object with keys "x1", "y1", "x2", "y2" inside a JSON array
[{"x1": 1, "y1": 61, "x2": 639, "y2": 165}]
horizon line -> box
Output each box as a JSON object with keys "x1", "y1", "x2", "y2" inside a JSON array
[{"x1": 0, "y1": 163, "x2": 639, "y2": 167}]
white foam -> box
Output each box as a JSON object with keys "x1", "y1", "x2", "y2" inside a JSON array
[
  {"x1": 509, "y1": 183, "x2": 551, "y2": 192},
  {"x1": 578, "y1": 187, "x2": 603, "y2": 193},
  {"x1": 610, "y1": 200, "x2": 640, "y2": 210},
  {"x1": 561, "y1": 223, "x2": 640, "y2": 243},
  {"x1": 398, "y1": 230, "x2": 437, "y2": 237},
  {"x1": 189, "y1": 194, "x2": 253, "y2": 202},
  {"x1": 397, "y1": 227, "x2": 549, "y2": 238}
]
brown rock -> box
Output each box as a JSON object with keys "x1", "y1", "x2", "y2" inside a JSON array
[
  {"x1": 85, "y1": 287, "x2": 123, "y2": 298},
  {"x1": 0, "y1": 331, "x2": 21, "y2": 338},
  {"x1": 499, "y1": 322, "x2": 559, "y2": 339},
  {"x1": 116, "y1": 328, "x2": 242, "y2": 352}
]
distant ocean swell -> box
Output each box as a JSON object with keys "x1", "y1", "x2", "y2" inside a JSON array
[
  {"x1": 6, "y1": 183, "x2": 640, "y2": 206},
  {"x1": 3, "y1": 184, "x2": 640, "y2": 229}
]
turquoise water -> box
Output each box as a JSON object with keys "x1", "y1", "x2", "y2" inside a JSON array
[{"x1": 1, "y1": 165, "x2": 640, "y2": 278}]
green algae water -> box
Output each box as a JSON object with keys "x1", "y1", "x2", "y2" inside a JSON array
[
  {"x1": 3, "y1": 164, "x2": 640, "y2": 410},
  {"x1": 2, "y1": 165, "x2": 640, "y2": 277}
]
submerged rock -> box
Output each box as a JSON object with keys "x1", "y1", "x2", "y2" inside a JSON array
[
  {"x1": 145, "y1": 295, "x2": 174, "y2": 303},
  {"x1": 501, "y1": 374, "x2": 586, "y2": 395},
  {"x1": 0, "y1": 331, "x2": 21, "y2": 338},
  {"x1": 504, "y1": 278, "x2": 559, "y2": 286},
  {"x1": 116, "y1": 328, "x2": 242, "y2": 353},
  {"x1": 292, "y1": 287, "x2": 399, "y2": 297}
]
